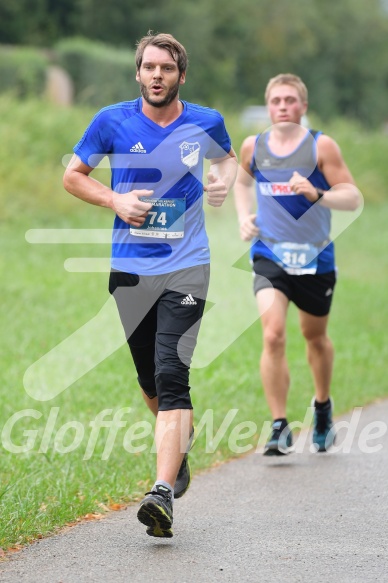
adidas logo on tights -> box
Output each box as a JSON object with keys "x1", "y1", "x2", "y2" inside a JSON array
[{"x1": 181, "y1": 294, "x2": 197, "y2": 305}]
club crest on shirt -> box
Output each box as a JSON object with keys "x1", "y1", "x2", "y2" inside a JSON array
[{"x1": 179, "y1": 141, "x2": 200, "y2": 168}]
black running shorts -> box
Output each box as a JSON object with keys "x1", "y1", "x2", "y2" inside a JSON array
[
  {"x1": 109, "y1": 264, "x2": 210, "y2": 410},
  {"x1": 252, "y1": 255, "x2": 336, "y2": 317}
]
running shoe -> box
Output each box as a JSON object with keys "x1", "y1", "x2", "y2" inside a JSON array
[
  {"x1": 263, "y1": 420, "x2": 293, "y2": 456},
  {"x1": 312, "y1": 397, "x2": 336, "y2": 452},
  {"x1": 137, "y1": 484, "x2": 173, "y2": 538},
  {"x1": 174, "y1": 426, "x2": 195, "y2": 499}
]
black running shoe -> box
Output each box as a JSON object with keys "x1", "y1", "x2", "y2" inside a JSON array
[
  {"x1": 174, "y1": 426, "x2": 195, "y2": 499},
  {"x1": 312, "y1": 397, "x2": 335, "y2": 452},
  {"x1": 263, "y1": 420, "x2": 293, "y2": 456},
  {"x1": 137, "y1": 484, "x2": 173, "y2": 538}
]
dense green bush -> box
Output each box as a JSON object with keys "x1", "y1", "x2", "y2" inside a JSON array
[
  {"x1": 2, "y1": 1, "x2": 388, "y2": 125},
  {"x1": 0, "y1": 46, "x2": 48, "y2": 97},
  {"x1": 54, "y1": 37, "x2": 139, "y2": 108}
]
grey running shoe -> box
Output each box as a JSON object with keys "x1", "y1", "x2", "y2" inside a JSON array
[
  {"x1": 263, "y1": 420, "x2": 293, "y2": 456},
  {"x1": 174, "y1": 426, "x2": 195, "y2": 499},
  {"x1": 312, "y1": 397, "x2": 336, "y2": 452},
  {"x1": 137, "y1": 484, "x2": 173, "y2": 538}
]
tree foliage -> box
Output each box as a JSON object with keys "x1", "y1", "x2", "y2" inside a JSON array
[{"x1": 1, "y1": 0, "x2": 387, "y2": 125}]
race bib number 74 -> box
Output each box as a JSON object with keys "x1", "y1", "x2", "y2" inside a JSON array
[{"x1": 130, "y1": 197, "x2": 186, "y2": 239}]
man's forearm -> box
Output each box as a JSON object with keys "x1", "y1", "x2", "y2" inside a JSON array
[
  {"x1": 63, "y1": 170, "x2": 114, "y2": 210},
  {"x1": 233, "y1": 182, "x2": 256, "y2": 223},
  {"x1": 209, "y1": 154, "x2": 238, "y2": 192},
  {"x1": 318, "y1": 183, "x2": 361, "y2": 211}
]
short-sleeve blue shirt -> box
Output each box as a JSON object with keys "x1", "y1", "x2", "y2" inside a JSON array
[{"x1": 74, "y1": 97, "x2": 232, "y2": 275}]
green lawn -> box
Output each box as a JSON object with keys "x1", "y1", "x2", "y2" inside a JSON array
[{"x1": 1, "y1": 98, "x2": 387, "y2": 549}]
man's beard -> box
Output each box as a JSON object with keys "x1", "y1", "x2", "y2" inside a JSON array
[{"x1": 140, "y1": 79, "x2": 181, "y2": 108}]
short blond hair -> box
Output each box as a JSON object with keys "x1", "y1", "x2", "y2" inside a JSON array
[{"x1": 265, "y1": 74, "x2": 308, "y2": 104}]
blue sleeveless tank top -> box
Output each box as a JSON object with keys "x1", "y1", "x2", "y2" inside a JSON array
[{"x1": 249, "y1": 129, "x2": 335, "y2": 274}]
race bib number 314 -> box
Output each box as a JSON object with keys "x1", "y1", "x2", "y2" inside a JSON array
[
  {"x1": 272, "y1": 242, "x2": 318, "y2": 275},
  {"x1": 130, "y1": 197, "x2": 186, "y2": 239}
]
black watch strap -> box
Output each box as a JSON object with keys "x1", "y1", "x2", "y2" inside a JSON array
[{"x1": 315, "y1": 188, "x2": 325, "y2": 202}]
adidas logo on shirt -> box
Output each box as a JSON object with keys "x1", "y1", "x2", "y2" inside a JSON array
[
  {"x1": 181, "y1": 294, "x2": 197, "y2": 305},
  {"x1": 130, "y1": 141, "x2": 147, "y2": 153}
]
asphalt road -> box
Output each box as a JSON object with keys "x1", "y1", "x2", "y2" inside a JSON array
[{"x1": 1, "y1": 400, "x2": 387, "y2": 583}]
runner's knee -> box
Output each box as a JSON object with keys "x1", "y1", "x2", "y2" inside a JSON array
[
  {"x1": 263, "y1": 327, "x2": 286, "y2": 353},
  {"x1": 129, "y1": 343, "x2": 157, "y2": 398},
  {"x1": 155, "y1": 369, "x2": 192, "y2": 410},
  {"x1": 140, "y1": 380, "x2": 157, "y2": 399}
]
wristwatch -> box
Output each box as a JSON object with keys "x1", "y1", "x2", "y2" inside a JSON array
[{"x1": 315, "y1": 188, "x2": 325, "y2": 202}]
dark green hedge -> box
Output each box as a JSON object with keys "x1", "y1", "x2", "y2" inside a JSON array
[
  {"x1": 0, "y1": 46, "x2": 48, "y2": 97},
  {"x1": 54, "y1": 37, "x2": 139, "y2": 108}
]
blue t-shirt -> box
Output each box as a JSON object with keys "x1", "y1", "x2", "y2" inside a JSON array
[
  {"x1": 74, "y1": 97, "x2": 232, "y2": 275},
  {"x1": 249, "y1": 130, "x2": 335, "y2": 274}
]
